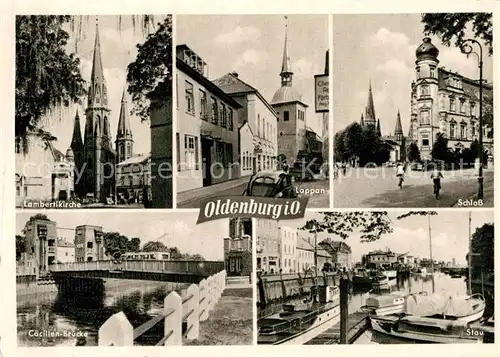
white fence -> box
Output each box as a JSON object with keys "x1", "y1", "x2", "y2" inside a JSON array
[{"x1": 98, "y1": 270, "x2": 227, "y2": 346}]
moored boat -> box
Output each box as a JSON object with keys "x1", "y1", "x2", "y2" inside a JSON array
[
  {"x1": 381, "y1": 270, "x2": 397, "y2": 280},
  {"x1": 371, "y1": 275, "x2": 389, "y2": 288},
  {"x1": 370, "y1": 293, "x2": 486, "y2": 343},
  {"x1": 362, "y1": 291, "x2": 406, "y2": 316},
  {"x1": 258, "y1": 285, "x2": 341, "y2": 345}
]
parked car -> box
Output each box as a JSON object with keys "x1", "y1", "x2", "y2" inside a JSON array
[{"x1": 243, "y1": 171, "x2": 298, "y2": 198}]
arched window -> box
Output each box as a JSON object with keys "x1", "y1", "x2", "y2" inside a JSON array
[{"x1": 126, "y1": 143, "x2": 131, "y2": 156}]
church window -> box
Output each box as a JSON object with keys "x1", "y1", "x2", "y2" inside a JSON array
[
  {"x1": 199, "y1": 90, "x2": 207, "y2": 120},
  {"x1": 103, "y1": 117, "x2": 108, "y2": 135},
  {"x1": 430, "y1": 66, "x2": 436, "y2": 78},
  {"x1": 449, "y1": 122, "x2": 456, "y2": 139},
  {"x1": 211, "y1": 97, "x2": 218, "y2": 124},
  {"x1": 95, "y1": 85, "x2": 100, "y2": 104},
  {"x1": 221, "y1": 104, "x2": 227, "y2": 128},
  {"x1": 119, "y1": 145, "x2": 124, "y2": 158},
  {"x1": 450, "y1": 98, "x2": 456, "y2": 112},
  {"x1": 126, "y1": 143, "x2": 131, "y2": 156},
  {"x1": 185, "y1": 81, "x2": 195, "y2": 114},
  {"x1": 228, "y1": 108, "x2": 233, "y2": 131},
  {"x1": 420, "y1": 110, "x2": 430, "y2": 125},
  {"x1": 184, "y1": 134, "x2": 197, "y2": 170},
  {"x1": 284, "y1": 111, "x2": 290, "y2": 121}
]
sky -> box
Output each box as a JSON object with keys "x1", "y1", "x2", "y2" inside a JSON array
[
  {"x1": 333, "y1": 14, "x2": 494, "y2": 136},
  {"x1": 176, "y1": 15, "x2": 328, "y2": 135},
  {"x1": 16, "y1": 211, "x2": 227, "y2": 261},
  {"x1": 279, "y1": 210, "x2": 493, "y2": 265},
  {"x1": 37, "y1": 15, "x2": 167, "y2": 156}
]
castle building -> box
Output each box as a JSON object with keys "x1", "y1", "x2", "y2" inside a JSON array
[
  {"x1": 271, "y1": 22, "x2": 309, "y2": 163},
  {"x1": 408, "y1": 37, "x2": 494, "y2": 161}
]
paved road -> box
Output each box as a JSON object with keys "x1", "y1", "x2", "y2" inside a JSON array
[
  {"x1": 334, "y1": 167, "x2": 493, "y2": 208},
  {"x1": 178, "y1": 179, "x2": 330, "y2": 209}
]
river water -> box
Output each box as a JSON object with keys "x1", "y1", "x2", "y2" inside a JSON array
[
  {"x1": 350, "y1": 273, "x2": 494, "y2": 344},
  {"x1": 17, "y1": 279, "x2": 189, "y2": 347}
]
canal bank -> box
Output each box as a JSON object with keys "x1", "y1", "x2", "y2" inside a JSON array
[{"x1": 17, "y1": 279, "x2": 189, "y2": 346}]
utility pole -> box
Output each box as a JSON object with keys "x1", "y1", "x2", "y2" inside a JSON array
[
  {"x1": 468, "y1": 211, "x2": 472, "y2": 295},
  {"x1": 428, "y1": 215, "x2": 435, "y2": 293}
]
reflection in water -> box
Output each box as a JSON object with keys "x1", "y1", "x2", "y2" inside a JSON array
[
  {"x1": 17, "y1": 280, "x2": 188, "y2": 346},
  {"x1": 350, "y1": 273, "x2": 494, "y2": 344}
]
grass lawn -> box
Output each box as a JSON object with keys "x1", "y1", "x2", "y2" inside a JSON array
[{"x1": 184, "y1": 288, "x2": 253, "y2": 345}]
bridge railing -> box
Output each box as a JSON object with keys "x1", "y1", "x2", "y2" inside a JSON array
[
  {"x1": 98, "y1": 270, "x2": 227, "y2": 346},
  {"x1": 49, "y1": 260, "x2": 224, "y2": 276}
]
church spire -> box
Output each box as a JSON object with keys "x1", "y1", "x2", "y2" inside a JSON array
[
  {"x1": 88, "y1": 18, "x2": 108, "y2": 107},
  {"x1": 115, "y1": 88, "x2": 134, "y2": 163},
  {"x1": 376, "y1": 119, "x2": 381, "y2": 136},
  {"x1": 365, "y1": 80, "x2": 376, "y2": 125},
  {"x1": 395, "y1": 109, "x2": 403, "y2": 136},
  {"x1": 71, "y1": 109, "x2": 83, "y2": 149},
  {"x1": 280, "y1": 16, "x2": 293, "y2": 87}
]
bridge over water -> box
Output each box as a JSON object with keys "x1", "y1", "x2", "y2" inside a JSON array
[{"x1": 48, "y1": 260, "x2": 225, "y2": 293}]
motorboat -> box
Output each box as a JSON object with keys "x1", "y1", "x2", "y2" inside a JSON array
[
  {"x1": 258, "y1": 285, "x2": 341, "y2": 345},
  {"x1": 381, "y1": 270, "x2": 397, "y2": 280},
  {"x1": 371, "y1": 275, "x2": 389, "y2": 288},
  {"x1": 370, "y1": 293, "x2": 486, "y2": 343},
  {"x1": 362, "y1": 291, "x2": 406, "y2": 316},
  {"x1": 352, "y1": 268, "x2": 373, "y2": 286}
]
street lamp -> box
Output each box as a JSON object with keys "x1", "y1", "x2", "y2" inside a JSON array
[{"x1": 460, "y1": 39, "x2": 484, "y2": 200}]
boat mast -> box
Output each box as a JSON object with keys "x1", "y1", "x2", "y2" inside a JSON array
[
  {"x1": 428, "y1": 215, "x2": 435, "y2": 293},
  {"x1": 468, "y1": 211, "x2": 472, "y2": 295}
]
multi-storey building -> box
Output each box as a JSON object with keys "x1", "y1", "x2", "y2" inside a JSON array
[
  {"x1": 57, "y1": 238, "x2": 75, "y2": 263},
  {"x1": 116, "y1": 155, "x2": 151, "y2": 203},
  {"x1": 214, "y1": 72, "x2": 279, "y2": 175},
  {"x1": 23, "y1": 216, "x2": 58, "y2": 276},
  {"x1": 319, "y1": 239, "x2": 352, "y2": 270},
  {"x1": 74, "y1": 225, "x2": 106, "y2": 262},
  {"x1": 175, "y1": 45, "x2": 242, "y2": 193},
  {"x1": 255, "y1": 219, "x2": 280, "y2": 273},
  {"x1": 408, "y1": 37, "x2": 494, "y2": 161},
  {"x1": 224, "y1": 218, "x2": 252, "y2": 276},
  {"x1": 278, "y1": 225, "x2": 297, "y2": 273},
  {"x1": 363, "y1": 249, "x2": 398, "y2": 269}
]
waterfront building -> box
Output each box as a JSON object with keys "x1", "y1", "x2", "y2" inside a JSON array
[
  {"x1": 57, "y1": 239, "x2": 75, "y2": 263},
  {"x1": 224, "y1": 218, "x2": 252, "y2": 276},
  {"x1": 23, "y1": 216, "x2": 58, "y2": 276},
  {"x1": 214, "y1": 72, "x2": 279, "y2": 174},
  {"x1": 74, "y1": 225, "x2": 106, "y2": 262},
  {"x1": 363, "y1": 249, "x2": 398, "y2": 269},
  {"x1": 408, "y1": 37, "x2": 494, "y2": 161},
  {"x1": 175, "y1": 44, "x2": 242, "y2": 193},
  {"x1": 319, "y1": 240, "x2": 352, "y2": 270},
  {"x1": 256, "y1": 219, "x2": 280, "y2": 274},
  {"x1": 278, "y1": 225, "x2": 298, "y2": 273},
  {"x1": 296, "y1": 237, "x2": 315, "y2": 273}
]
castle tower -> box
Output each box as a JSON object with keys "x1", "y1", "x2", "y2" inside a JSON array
[
  {"x1": 271, "y1": 16, "x2": 308, "y2": 162},
  {"x1": 70, "y1": 109, "x2": 84, "y2": 196},
  {"x1": 364, "y1": 80, "x2": 377, "y2": 126},
  {"x1": 83, "y1": 20, "x2": 115, "y2": 201},
  {"x1": 394, "y1": 109, "x2": 403, "y2": 143},
  {"x1": 413, "y1": 37, "x2": 440, "y2": 159},
  {"x1": 115, "y1": 89, "x2": 134, "y2": 163}
]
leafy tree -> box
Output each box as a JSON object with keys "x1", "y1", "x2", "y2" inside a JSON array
[
  {"x1": 103, "y1": 232, "x2": 141, "y2": 259},
  {"x1": 183, "y1": 253, "x2": 206, "y2": 261},
  {"x1": 421, "y1": 13, "x2": 493, "y2": 55},
  {"x1": 431, "y1": 132, "x2": 449, "y2": 162},
  {"x1": 334, "y1": 131, "x2": 346, "y2": 162},
  {"x1": 299, "y1": 212, "x2": 394, "y2": 243},
  {"x1": 343, "y1": 123, "x2": 364, "y2": 161},
  {"x1": 28, "y1": 213, "x2": 51, "y2": 222},
  {"x1": 142, "y1": 241, "x2": 168, "y2": 252},
  {"x1": 16, "y1": 16, "x2": 86, "y2": 151},
  {"x1": 127, "y1": 16, "x2": 172, "y2": 122},
  {"x1": 16, "y1": 235, "x2": 26, "y2": 261},
  {"x1": 407, "y1": 142, "x2": 421, "y2": 162},
  {"x1": 468, "y1": 223, "x2": 494, "y2": 274}
]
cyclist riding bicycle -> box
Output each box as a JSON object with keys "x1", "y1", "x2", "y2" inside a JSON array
[
  {"x1": 430, "y1": 167, "x2": 444, "y2": 199},
  {"x1": 395, "y1": 162, "x2": 405, "y2": 189}
]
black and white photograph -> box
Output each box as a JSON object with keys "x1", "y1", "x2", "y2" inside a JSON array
[
  {"x1": 15, "y1": 15, "x2": 173, "y2": 209},
  {"x1": 332, "y1": 13, "x2": 494, "y2": 208},
  {"x1": 175, "y1": 15, "x2": 330, "y2": 209},
  {"x1": 256, "y1": 210, "x2": 494, "y2": 345},
  {"x1": 16, "y1": 212, "x2": 253, "y2": 346}
]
